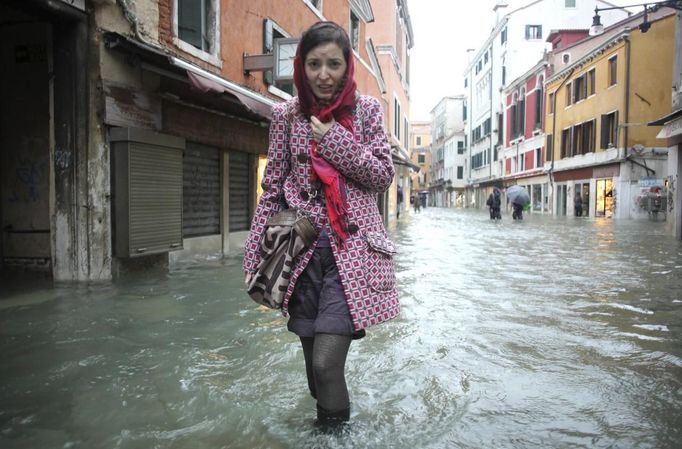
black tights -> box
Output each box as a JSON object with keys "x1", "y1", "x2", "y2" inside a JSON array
[{"x1": 300, "y1": 334, "x2": 352, "y2": 412}]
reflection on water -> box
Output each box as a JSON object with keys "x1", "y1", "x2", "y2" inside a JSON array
[{"x1": 1, "y1": 208, "x2": 681, "y2": 449}]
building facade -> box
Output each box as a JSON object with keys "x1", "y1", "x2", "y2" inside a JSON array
[
  {"x1": 0, "y1": 0, "x2": 399, "y2": 281},
  {"x1": 462, "y1": 0, "x2": 630, "y2": 209},
  {"x1": 409, "y1": 121, "x2": 432, "y2": 208},
  {"x1": 367, "y1": 0, "x2": 416, "y2": 221},
  {"x1": 545, "y1": 10, "x2": 675, "y2": 219},
  {"x1": 502, "y1": 59, "x2": 552, "y2": 214}
]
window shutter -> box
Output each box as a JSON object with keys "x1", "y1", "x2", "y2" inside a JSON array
[{"x1": 525, "y1": 26, "x2": 530, "y2": 39}]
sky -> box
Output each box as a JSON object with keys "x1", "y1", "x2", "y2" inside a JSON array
[{"x1": 407, "y1": 0, "x2": 634, "y2": 121}]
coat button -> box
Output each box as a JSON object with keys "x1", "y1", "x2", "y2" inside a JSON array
[
  {"x1": 300, "y1": 190, "x2": 309, "y2": 201},
  {"x1": 297, "y1": 153, "x2": 309, "y2": 162},
  {"x1": 347, "y1": 224, "x2": 359, "y2": 234}
]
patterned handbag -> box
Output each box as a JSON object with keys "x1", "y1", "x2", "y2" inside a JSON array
[{"x1": 247, "y1": 208, "x2": 318, "y2": 309}]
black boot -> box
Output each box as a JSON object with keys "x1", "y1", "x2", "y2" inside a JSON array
[{"x1": 314, "y1": 403, "x2": 350, "y2": 434}]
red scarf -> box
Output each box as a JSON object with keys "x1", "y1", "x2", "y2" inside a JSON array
[{"x1": 293, "y1": 43, "x2": 357, "y2": 242}]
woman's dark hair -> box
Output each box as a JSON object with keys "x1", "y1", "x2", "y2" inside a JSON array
[{"x1": 298, "y1": 22, "x2": 351, "y2": 64}]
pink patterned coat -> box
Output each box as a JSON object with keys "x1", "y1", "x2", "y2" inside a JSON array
[{"x1": 243, "y1": 95, "x2": 400, "y2": 331}]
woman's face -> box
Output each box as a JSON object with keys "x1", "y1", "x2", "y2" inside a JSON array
[{"x1": 304, "y1": 42, "x2": 347, "y2": 103}]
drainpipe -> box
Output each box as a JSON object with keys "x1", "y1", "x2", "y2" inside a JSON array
[
  {"x1": 550, "y1": 68, "x2": 575, "y2": 210},
  {"x1": 490, "y1": 45, "x2": 494, "y2": 183},
  {"x1": 623, "y1": 34, "x2": 631, "y2": 153}
]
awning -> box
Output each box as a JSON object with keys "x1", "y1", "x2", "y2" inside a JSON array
[
  {"x1": 104, "y1": 32, "x2": 276, "y2": 121},
  {"x1": 391, "y1": 145, "x2": 420, "y2": 171},
  {"x1": 170, "y1": 57, "x2": 276, "y2": 121}
]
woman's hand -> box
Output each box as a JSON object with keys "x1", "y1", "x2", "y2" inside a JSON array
[
  {"x1": 245, "y1": 272, "x2": 253, "y2": 286},
  {"x1": 310, "y1": 116, "x2": 335, "y2": 142}
]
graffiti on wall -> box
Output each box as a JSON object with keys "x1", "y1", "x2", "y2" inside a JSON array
[{"x1": 7, "y1": 156, "x2": 48, "y2": 203}]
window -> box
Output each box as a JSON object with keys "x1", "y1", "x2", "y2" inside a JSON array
[
  {"x1": 546, "y1": 134, "x2": 553, "y2": 161},
  {"x1": 565, "y1": 0, "x2": 576, "y2": 7},
  {"x1": 457, "y1": 166, "x2": 464, "y2": 179},
  {"x1": 561, "y1": 128, "x2": 571, "y2": 158},
  {"x1": 350, "y1": 10, "x2": 360, "y2": 51},
  {"x1": 548, "y1": 92, "x2": 555, "y2": 114},
  {"x1": 518, "y1": 88, "x2": 526, "y2": 137},
  {"x1": 562, "y1": 53, "x2": 570, "y2": 64},
  {"x1": 608, "y1": 56, "x2": 618, "y2": 86},
  {"x1": 463, "y1": 102, "x2": 467, "y2": 120},
  {"x1": 471, "y1": 152, "x2": 484, "y2": 169},
  {"x1": 404, "y1": 117, "x2": 409, "y2": 149},
  {"x1": 416, "y1": 136, "x2": 422, "y2": 146},
  {"x1": 601, "y1": 111, "x2": 619, "y2": 148},
  {"x1": 572, "y1": 123, "x2": 582, "y2": 156},
  {"x1": 178, "y1": 0, "x2": 217, "y2": 53},
  {"x1": 457, "y1": 141, "x2": 465, "y2": 154},
  {"x1": 483, "y1": 118, "x2": 492, "y2": 136},
  {"x1": 565, "y1": 82, "x2": 572, "y2": 106},
  {"x1": 501, "y1": 27, "x2": 507, "y2": 45},
  {"x1": 526, "y1": 25, "x2": 542, "y2": 40},
  {"x1": 393, "y1": 98, "x2": 401, "y2": 140},
  {"x1": 536, "y1": 148, "x2": 542, "y2": 167},
  {"x1": 582, "y1": 120, "x2": 596, "y2": 154},
  {"x1": 497, "y1": 112, "x2": 503, "y2": 145},
  {"x1": 484, "y1": 50, "x2": 489, "y2": 64},
  {"x1": 418, "y1": 153, "x2": 425, "y2": 164},
  {"x1": 263, "y1": 20, "x2": 294, "y2": 95},
  {"x1": 502, "y1": 66, "x2": 506, "y2": 85},
  {"x1": 464, "y1": 78, "x2": 468, "y2": 88},
  {"x1": 587, "y1": 69, "x2": 596, "y2": 95},
  {"x1": 535, "y1": 78, "x2": 544, "y2": 129},
  {"x1": 573, "y1": 74, "x2": 587, "y2": 102},
  {"x1": 510, "y1": 94, "x2": 518, "y2": 138}
]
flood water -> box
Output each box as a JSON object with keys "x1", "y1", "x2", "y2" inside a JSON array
[{"x1": 1, "y1": 208, "x2": 681, "y2": 449}]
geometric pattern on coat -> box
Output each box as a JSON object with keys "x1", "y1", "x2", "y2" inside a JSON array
[{"x1": 243, "y1": 95, "x2": 400, "y2": 331}]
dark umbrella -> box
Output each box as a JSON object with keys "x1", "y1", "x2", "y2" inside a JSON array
[{"x1": 506, "y1": 185, "x2": 530, "y2": 206}]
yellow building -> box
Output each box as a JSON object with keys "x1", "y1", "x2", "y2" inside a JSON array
[
  {"x1": 545, "y1": 9, "x2": 674, "y2": 219},
  {"x1": 409, "y1": 121, "x2": 432, "y2": 209}
]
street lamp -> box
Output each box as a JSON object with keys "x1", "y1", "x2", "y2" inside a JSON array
[{"x1": 589, "y1": 0, "x2": 682, "y2": 36}]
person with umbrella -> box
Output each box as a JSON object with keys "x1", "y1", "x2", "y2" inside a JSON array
[{"x1": 506, "y1": 185, "x2": 530, "y2": 220}]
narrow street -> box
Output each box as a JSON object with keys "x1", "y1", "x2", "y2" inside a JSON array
[{"x1": 1, "y1": 208, "x2": 681, "y2": 449}]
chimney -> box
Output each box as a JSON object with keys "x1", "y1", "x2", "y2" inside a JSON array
[{"x1": 493, "y1": 2, "x2": 509, "y2": 25}]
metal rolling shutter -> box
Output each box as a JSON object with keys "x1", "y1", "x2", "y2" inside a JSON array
[
  {"x1": 111, "y1": 128, "x2": 184, "y2": 257},
  {"x1": 183, "y1": 142, "x2": 220, "y2": 237},
  {"x1": 228, "y1": 151, "x2": 252, "y2": 232}
]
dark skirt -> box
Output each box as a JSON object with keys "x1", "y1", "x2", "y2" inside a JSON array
[{"x1": 287, "y1": 241, "x2": 365, "y2": 340}]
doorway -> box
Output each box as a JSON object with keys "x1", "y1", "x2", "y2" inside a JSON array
[
  {"x1": 1, "y1": 15, "x2": 52, "y2": 274},
  {"x1": 556, "y1": 184, "x2": 567, "y2": 216},
  {"x1": 596, "y1": 178, "x2": 613, "y2": 217}
]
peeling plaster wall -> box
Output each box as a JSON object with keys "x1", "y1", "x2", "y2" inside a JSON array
[{"x1": 94, "y1": 0, "x2": 160, "y2": 44}]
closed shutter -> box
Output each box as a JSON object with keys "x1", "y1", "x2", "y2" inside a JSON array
[
  {"x1": 229, "y1": 151, "x2": 252, "y2": 232},
  {"x1": 183, "y1": 142, "x2": 220, "y2": 237},
  {"x1": 111, "y1": 128, "x2": 184, "y2": 258},
  {"x1": 129, "y1": 143, "x2": 183, "y2": 253}
]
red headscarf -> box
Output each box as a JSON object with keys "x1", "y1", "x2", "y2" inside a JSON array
[{"x1": 293, "y1": 31, "x2": 357, "y2": 242}]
